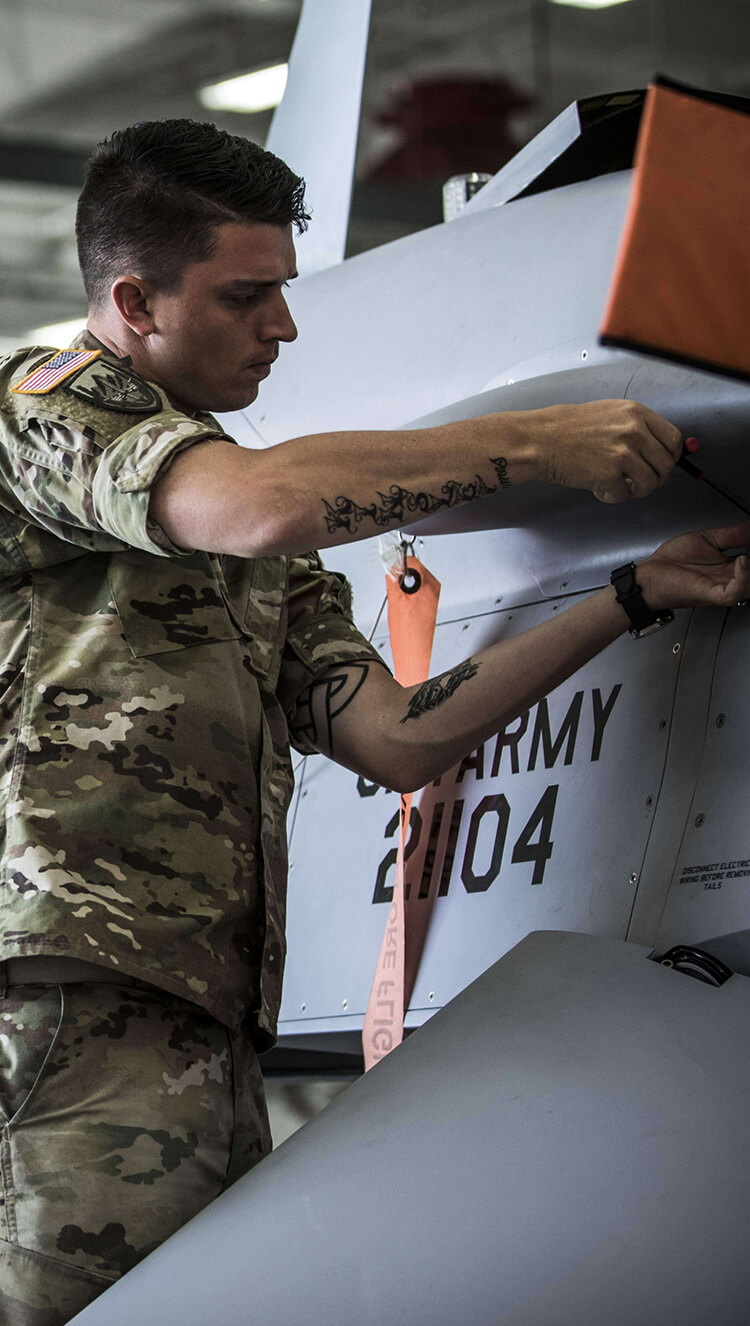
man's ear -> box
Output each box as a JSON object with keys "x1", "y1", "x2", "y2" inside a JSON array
[{"x1": 110, "y1": 276, "x2": 156, "y2": 337}]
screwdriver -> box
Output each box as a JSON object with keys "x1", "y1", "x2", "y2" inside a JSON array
[
  {"x1": 677, "y1": 435, "x2": 702, "y2": 478},
  {"x1": 677, "y1": 435, "x2": 750, "y2": 518}
]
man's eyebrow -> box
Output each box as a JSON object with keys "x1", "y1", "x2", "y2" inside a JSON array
[{"x1": 220, "y1": 272, "x2": 299, "y2": 291}]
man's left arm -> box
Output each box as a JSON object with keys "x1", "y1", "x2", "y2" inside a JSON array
[{"x1": 289, "y1": 524, "x2": 750, "y2": 792}]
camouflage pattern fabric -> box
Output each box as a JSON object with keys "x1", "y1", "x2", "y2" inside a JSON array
[
  {"x1": 0, "y1": 333, "x2": 383, "y2": 1044},
  {"x1": 0, "y1": 979, "x2": 271, "y2": 1326}
]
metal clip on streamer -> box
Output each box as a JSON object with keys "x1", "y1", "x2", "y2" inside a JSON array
[{"x1": 399, "y1": 537, "x2": 421, "y2": 593}]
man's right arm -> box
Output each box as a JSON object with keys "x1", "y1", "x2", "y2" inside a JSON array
[{"x1": 148, "y1": 399, "x2": 682, "y2": 558}]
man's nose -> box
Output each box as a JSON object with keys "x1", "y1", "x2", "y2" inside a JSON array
[{"x1": 263, "y1": 291, "x2": 298, "y2": 344}]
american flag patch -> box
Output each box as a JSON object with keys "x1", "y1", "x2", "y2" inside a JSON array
[{"x1": 12, "y1": 348, "x2": 102, "y2": 395}]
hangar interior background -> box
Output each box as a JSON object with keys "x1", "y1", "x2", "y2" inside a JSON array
[
  {"x1": 0, "y1": 0, "x2": 747, "y2": 355},
  {"x1": 0, "y1": 0, "x2": 747, "y2": 1141}
]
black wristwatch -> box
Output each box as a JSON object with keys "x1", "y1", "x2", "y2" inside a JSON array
[{"x1": 610, "y1": 562, "x2": 674, "y2": 638}]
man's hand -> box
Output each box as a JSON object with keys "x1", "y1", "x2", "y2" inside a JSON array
[
  {"x1": 638, "y1": 522, "x2": 750, "y2": 611},
  {"x1": 524, "y1": 399, "x2": 683, "y2": 503}
]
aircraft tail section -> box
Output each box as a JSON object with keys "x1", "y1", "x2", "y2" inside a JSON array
[{"x1": 267, "y1": 0, "x2": 372, "y2": 277}]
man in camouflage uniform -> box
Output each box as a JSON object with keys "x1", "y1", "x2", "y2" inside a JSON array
[{"x1": 1, "y1": 119, "x2": 748, "y2": 1324}]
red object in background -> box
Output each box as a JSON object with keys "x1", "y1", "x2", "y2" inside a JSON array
[{"x1": 365, "y1": 75, "x2": 536, "y2": 183}]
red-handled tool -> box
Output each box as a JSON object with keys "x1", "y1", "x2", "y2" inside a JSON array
[
  {"x1": 678, "y1": 435, "x2": 704, "y2": 480},
  {"x1": 676, "y1": 435, "x2": 750, "y2": 517}
]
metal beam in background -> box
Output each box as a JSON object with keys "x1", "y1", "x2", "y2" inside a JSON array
[
  {"x1": 0, "y1": 9, "x2": 299, "y2": 144},
  {"x1": 0, "y1": 138, "x2": 88, "y2": 189},
  {"x1": 0, "y1": 260, "x2": 83, "y2": 303}
]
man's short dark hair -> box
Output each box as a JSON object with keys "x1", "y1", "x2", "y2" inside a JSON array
[{"x1": 76, "y1": 119, "x2": 310, "y2": 308}]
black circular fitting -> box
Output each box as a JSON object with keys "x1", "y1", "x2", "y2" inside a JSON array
[{"x1": 399, "y1": 568, "x2": 422, "y2": 594}]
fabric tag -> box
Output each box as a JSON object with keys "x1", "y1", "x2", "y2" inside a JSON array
[{"x1": 362, "y1": 555, "x2": 440, "y2": 1072}]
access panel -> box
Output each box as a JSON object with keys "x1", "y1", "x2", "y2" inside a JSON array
[{"x1": 281, "y1": 594, "x2": 687, "y2": 1032}]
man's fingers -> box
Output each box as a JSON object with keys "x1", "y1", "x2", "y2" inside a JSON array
[
  {"x1": 705, "y1": 520, "x2": 750, "y2": 552},
  {"x1": 639, "y1": 404, "x2": 683, "y2": 461},
  {"x1": 718, "y1": 553, "x2": 750, "y2": 604},
  {"x1": 638, "y1": 432, "x2": 680, "y2": 483},
  {"x1": 602, "y1": 447, "x2": 671, "y2": 501},
  {"x1": 594, "y1": 478, "x2": 634, "y2": 504},
  {"x1": 606, "y1": 403, "x2": 682, "y2": 498},
  {"x1": 620, "y1": 451, "x2": 669, "y2": 497}
]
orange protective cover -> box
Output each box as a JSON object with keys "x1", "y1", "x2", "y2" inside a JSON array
[{"x1": 600, "y1": 80, "x2": 750, "y2": 382}]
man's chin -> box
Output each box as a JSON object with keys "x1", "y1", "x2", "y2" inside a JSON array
[
  {"x1": 213, "y1": 382, "x2": 261, "y2": 414},
  {"x1": 178, "y1": 383, "x2": 260, "y2": 416}
]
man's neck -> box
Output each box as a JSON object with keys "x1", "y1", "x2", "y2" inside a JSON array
[
  {"x1": 79, "y1": 323, "x2": 197, "y2": 417},
  {"x1": 83, "y1": 321, "x2": 130, "y2": 364}
]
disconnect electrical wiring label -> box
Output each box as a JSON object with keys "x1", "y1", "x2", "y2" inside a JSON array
[
  {"x1": 678, "y1": 861, "x2": 750, "y2": 889},
  {"x1": 653, "y1": 608, "x2": 750, "y2": 951}
]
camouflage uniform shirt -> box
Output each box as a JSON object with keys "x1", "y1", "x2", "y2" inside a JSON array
[{"x1": 0, "y1": 334, "x2": 382, "y2": 1046}]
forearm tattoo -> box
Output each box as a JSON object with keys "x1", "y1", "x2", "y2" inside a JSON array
[
  {"x1": 491, "y1": 456, "x2": 511, "y2": 488},
  {"x1": 291, "y1": 663, "x2": 369, "y2": 754},
  {"x1": 321, "y1": 465, "x2": 508, "y2": 536},
  {"x1": 401, "y1": 659, "x2": 480, "y2": 724}
]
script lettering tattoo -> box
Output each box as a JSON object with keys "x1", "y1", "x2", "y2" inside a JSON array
[
  {"x1": 401, "y1": 659, "x2": 480, "y2": 724},
  {"x1": 291, "y1": 663, "x2": 370, "y2": 754},
  {"x1": 322, "y1": 476, "x2": 496, "y2": 536},
  {"x1": 491, "y1": 456, "x2": 511, "y2": 489}
]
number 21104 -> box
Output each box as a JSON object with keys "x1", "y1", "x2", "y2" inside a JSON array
[{"x1": 372, "y1": 785, "x2": 559, "y2": 903}]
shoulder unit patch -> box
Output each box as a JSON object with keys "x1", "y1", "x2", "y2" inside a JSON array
[
  {"x1": 12, "y1": 348, "x2": 102, "y2": 395},
  {"x1": 65, "y1": 359, "x2": 162, "y2": 414}
]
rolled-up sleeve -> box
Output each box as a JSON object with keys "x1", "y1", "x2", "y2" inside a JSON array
[
  {"x1": 278, "y1": 551, "x2": 388, "y2": 755},
  {"x1": 0, "y1": 409, "x2": 227, "y2": 558},
  {"x1": 91, "y1": 411, "x2": 229, "y2": 553}
]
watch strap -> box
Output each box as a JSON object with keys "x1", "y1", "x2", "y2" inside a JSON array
[{"x1": 610, "y1": 562, "x2": 674, "y2": 638}]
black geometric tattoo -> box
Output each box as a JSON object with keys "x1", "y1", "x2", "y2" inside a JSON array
[
  {"x1": 322, "y1": 476, "x2": 496, "y2": 536},
  {"x1": 491, "y1": 456, "x2": 511, "y2": 488},
  {"x1": 401, "y1": 659, "x2": 480, "y2": 724},
  {"x1": 291, "y1": 663, "x2": 369, "y2": 754}
]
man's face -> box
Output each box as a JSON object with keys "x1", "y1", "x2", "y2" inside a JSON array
[{"x1": 143, "y1": 221, "x2": 298, "y2": 414}]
